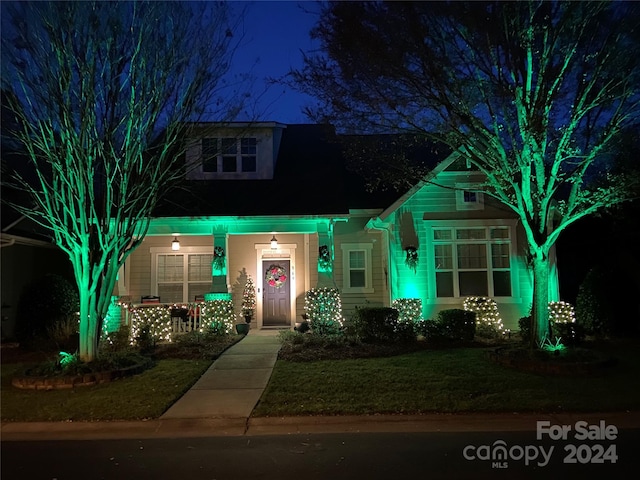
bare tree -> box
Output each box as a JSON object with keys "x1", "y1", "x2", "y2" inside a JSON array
[
  {"x1": 2, "y1": 1, "x2": 249, "y2": 361},
  {"x1": 293, "y1": 1, "x2": 640, "y2": 347}
]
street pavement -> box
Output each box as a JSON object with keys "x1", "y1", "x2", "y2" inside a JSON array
[{"x1": 2, "y1": 329, "x2": 640, "y2": 441}]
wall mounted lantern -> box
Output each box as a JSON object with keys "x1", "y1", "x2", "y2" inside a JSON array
[
  {"x1": 270, "y1": 235, "x2": 278, "y2": 250},
  {"x1": 172, "y1": 236, "x2": 180, "y2": 251}
]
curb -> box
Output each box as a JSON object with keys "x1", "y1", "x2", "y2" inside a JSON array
[{"x1": 3, "y1": 411, "x2": 639, "y2": 441}]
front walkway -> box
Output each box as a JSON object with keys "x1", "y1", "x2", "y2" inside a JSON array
[{"x1": 160, "y1": 329, "x2": 282, "y2": 420}]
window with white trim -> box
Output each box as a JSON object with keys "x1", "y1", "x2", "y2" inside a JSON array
[
  {"x1": 432, "y1": 226, "x2": 511, "y2": 298},
  {"x1": 153, "y1": 249, "x2": 213, "y2": 303},
  {"x1": 201, "y1": 137, "x2": 257, "y2": 173},
  {"x1": 341, "y1": 243, "x2": 374, "y2": 293}
]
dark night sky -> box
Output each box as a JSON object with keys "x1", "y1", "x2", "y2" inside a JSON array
[{"x1": 227, "y1": 1, "x2": 320, "y2": 124}]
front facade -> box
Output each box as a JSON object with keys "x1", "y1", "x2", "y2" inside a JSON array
[{"x1": 114, "y1": 123, "x2": 558, "y2": 332}]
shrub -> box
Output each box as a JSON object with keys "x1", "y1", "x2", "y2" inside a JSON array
[
  {"x1": 391, "y1": 298, "x2": 422, "y2": 323},
  {"x1": 437, "y1": 309, "x2": 476, "y2": 341},
  {"x1": 551, "y1": 322, "x2": 586, "y2": 346},
  {"x1": 346, "y1": 307, "x2": 414, "y2": 343},
  {"x1": 304, "y1": 288, "x2": 343, "y2": 335},
  {"x1": 518, "y1": 316, "x2": 531, "y2": 343},
  {"x1": 15, "y1": 274, "x2": 79, "y2": 345},
  {"x1": 417, "y1": 309, "x2": 475, "y2": 344},
  {"x1": 463, "y1": 297, "x2": 504, "y2": 339},
  {"x1": 100, "y1": 325, "x2": 133, "y2": 354}
]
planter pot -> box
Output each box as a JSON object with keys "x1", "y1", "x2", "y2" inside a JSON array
[{"x1": 235, "y1": 323, "x2": 249, "y2": 335}]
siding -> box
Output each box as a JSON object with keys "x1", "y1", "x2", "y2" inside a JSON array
[{"x1": 334, "y1": 217, "x2": 387, "y2": 321}]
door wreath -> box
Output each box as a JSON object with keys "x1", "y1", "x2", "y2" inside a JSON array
[{"x1": 265, "y1": 264, "x2": 287, "y2": 288}]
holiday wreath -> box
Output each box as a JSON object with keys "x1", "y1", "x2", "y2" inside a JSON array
[
  {"x1": 265, "y1": 264, "x2": 287, "y2": 288},
  {"x1": 212, "y1": 246, "x2": 225, "y2": 271}
]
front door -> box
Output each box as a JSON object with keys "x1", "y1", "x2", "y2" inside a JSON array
[{"x1": 262, "y1": 260, "x2": 291, "y2": 326}]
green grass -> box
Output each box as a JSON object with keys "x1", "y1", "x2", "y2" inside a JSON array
[
  {"x1": 0, "y1": 359, "x2": 212, "y2": 421},
  {"x1": 254, "y1": 342, "x2": 640, "y2": 416}
]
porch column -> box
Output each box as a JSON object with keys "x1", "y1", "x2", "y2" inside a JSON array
[
  {"x1": 316, "y1": 221, "x2": 335, "y2": 288},
  {"x1": 211, "y1": 230, "x2": 229, "y2": 293}
]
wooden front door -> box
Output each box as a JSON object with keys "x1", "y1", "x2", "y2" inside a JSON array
[{"x1": 263, "y1": 260, "x2": 291, "y2": 326}]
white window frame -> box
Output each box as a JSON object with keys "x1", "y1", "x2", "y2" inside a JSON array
[
  {"x1": 341, "y1": 243, "x2": 374, "y2": 293},
  {"x1": 455, "y1": 183, "x2": 484, "y2": 211},
  {"x1": 200, "y1": 137, "x2": 257, "y2": 174},
  {"x1": 427, "y1": 221, "x2": 517, "y2": 300},
  {"x1": 150, "y1": 246, "x2": 213, "y2": 303}
]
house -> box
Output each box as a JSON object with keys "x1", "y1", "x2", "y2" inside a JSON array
[{"x1": 115, "y1": 122, "x2": 559, "y2": 333}]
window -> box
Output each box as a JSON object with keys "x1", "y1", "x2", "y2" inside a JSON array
[
  {"x1": 341, "y1": 243, "x2": 374, "y2": 293},
  {"x1": 153, "y1": 249, "x2": 213, "y2": 303},
  {"x1": 201, "y1": 137, "x2": 257, "y2": 174},
  {"x1": 432, "y1": 226, "x2": 511, "y2": 298},
  {"x1": 455, "y1": 183, "x2": 484, "y2": 210}
]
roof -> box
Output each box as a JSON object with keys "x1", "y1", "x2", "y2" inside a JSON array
[{"x1": 153, "y1": 124, "x2": 448, "y2": 218}]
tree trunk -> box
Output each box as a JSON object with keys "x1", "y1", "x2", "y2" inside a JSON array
[{"x1": 530, "y1": 252, "x2": 551, "y2": 349}]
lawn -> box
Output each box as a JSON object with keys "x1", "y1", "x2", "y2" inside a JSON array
[
  {"x1": 253, "y1": 340, "x2": 640, "y2": 416},
  {"x1": 0, "y1": 333, "x2": 240, "y2": 422},
  {"x1": 2, "y1": 337, "x2": 638, "y2": 421}
]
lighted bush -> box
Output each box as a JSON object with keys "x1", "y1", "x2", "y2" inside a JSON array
[
  {"x1": 15, "y1": 274, "x2": 79, "y2": 345},
  {"x1": 391, "y1": 298, "x2": 422, "y2": 323},
  {"x1": 200, "y1": 300, "x2": 234, "y2": 335},
  {"x1": 463, "y1": 296, "x2": 504, "y2": 338},
  {"x1": 304, "y1": 288, "x2": 343, "y2": 335},
  {"x1": 129, "y1": 305, "x2": 172, "y2": 346},
  {"x1": 417, "y1": 309, "x2": 475, "y2": 343},
  {"x1": 346, "y1": 307, "x2": 414, "y2": 343},
  {"x1": 548, "y1": 301, "x2": 575, "y2": 324}
]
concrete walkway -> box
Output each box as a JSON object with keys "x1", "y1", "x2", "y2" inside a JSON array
[{"x1": 160, "y1": 329, "x2": 282, "y2": 421}]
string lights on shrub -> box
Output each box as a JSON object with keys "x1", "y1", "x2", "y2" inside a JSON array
[
  {"x1": 548, "y1": 301, "x2": 576, "y2": 324},
  {"x1": 200, "y1": 299, "x2": 234, "y2": 334},
  {"x1": 304, "y1": 288, "x2": 343, "y2": 333},
  {"x1": 391, "y1": 298, "x2": 422, "y2": 323},
  {"x1": 241, "y1": 277, "x2": 256, "y2": 321},
  {"x1": 463, "y1": 296, "x2": 504, "y2": 335},
  {"x1": 129, "y1": 305, "x2": 173, "y2": 345}
]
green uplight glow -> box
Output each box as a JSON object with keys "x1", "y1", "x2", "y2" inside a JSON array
[{"x1": 204, "y1": 292, "x2": 232, "y2": 301}]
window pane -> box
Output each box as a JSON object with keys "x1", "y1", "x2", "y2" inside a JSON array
[
  {"x1": 459, "y1": 271, "x2": 488, "y2": 296},
  {"x1": 350, "y1": 270, "x2": 365, "y2": 288},
  {"x1": 202, "y1": 138, "x2": 217, "y2": 172},
  {"x1": 158, "y1": 284, "x2": 183, "y2": 303},
  {"x1": 158, "y1": 255, "x2": 183, "y2": 282},
  {"x1": 456, "y1": 228, "x2": 486, "y2": 240},
  {"x1": 349, "y1": 251, "x2": 365, "y2": 268},
  {"x1": 189, "y1": 283, "x2": 211, "y2": 302},
  {"x1": 463, "y1": 191, "x2": 477, "y2": 203},
  {"x1": 241, "y1": 138, "x2": 256, "y2": 154},
  {"x1": 221, "y1": 138, "x2": 236, "y2": 154},
  {"x1": 434, "y1": 244, "x2": 452, "y2": 269},
  {"x1": 493, "y1": 271, "x2": 512, "y2": 296},
  {"x1": 222, "y1": 156, "x2": 237, "y2": 172},
  {"x1": 436, "y1": 271, "x2": 454, "y2": 297},
  {"x1": 433, "y1": 229, "x2": 452, "y2": 240},
  {"x1": 241, "y1": 156, "x2": 256, "y2": 172},
  {"x1": 490, "y1": 228, "x2": 509, "y2": 239},
  {"x1": 457, "y1": 244, "x2": 487, "y2": 269},
  {"x1": 188, "y1": 254, "x2": 213, "y2": 281},
  {"x1": 491, "y1": 244, "x2": 510, "y2": 268}
]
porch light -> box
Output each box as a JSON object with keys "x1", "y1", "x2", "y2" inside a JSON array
[
  {"x1": 171, "y1": 236, "x2": 180, "y2": 251},
  {"x1": 270, "y1": 235, "x2": 278, "y2": 250}
]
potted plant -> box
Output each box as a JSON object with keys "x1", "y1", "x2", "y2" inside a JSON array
[{"x1": 241, "y1": 276, "x2": 256, "y2": 323}]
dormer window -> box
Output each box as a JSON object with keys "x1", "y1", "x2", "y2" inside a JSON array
[
  {"x1": 201, "y1": 137, "x2": 257, "y2": 173},
  {"x1": 455, "y1": 183, "x2": 484, "y2": 211}
]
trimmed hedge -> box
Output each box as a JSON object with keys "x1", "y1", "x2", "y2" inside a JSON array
[
  {"x1": 417, "y1": 309, "x2": 476, "y2": 343},
  {"x1": 345, "y1": 307, "x2": 414, "y2": 343}
]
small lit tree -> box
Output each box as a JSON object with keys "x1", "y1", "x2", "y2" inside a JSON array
[{"x1": 241, "y1": 277, "x2": 256, "y2": 322}]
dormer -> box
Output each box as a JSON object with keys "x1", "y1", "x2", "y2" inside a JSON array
[{"x1": 185, "y1": 122, "x2": 287, "y2": 180}]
